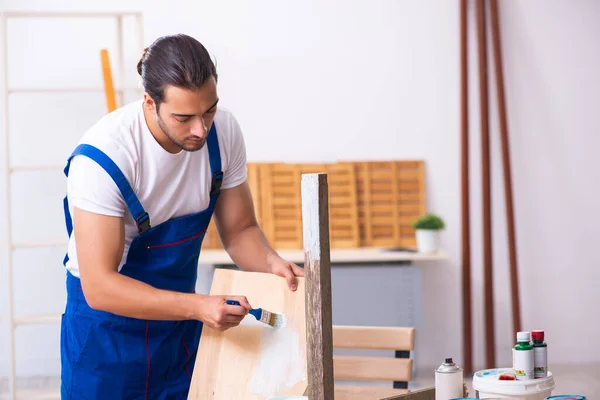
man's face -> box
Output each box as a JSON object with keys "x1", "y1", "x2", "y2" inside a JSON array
[{"x1": 147, "y1": 77, "x2": 219, "y2": 152}]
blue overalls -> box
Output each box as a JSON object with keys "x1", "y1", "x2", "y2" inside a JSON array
[{"x1": 60, "y1": 123, "x2": 223, "y2": 399}]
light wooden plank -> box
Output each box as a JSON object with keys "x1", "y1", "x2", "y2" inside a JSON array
[
  {"x1": 382, "y1": 387, "x2": 435, "y2": 400},
  {"x1": 188, "y1": 269, "x2": 307, "y2": 399},
  {"x1": 333, "y1": 356, "x2": 413, "y2": 382},
  {"x1": 334, "y1": 386, "x2": 408, "y2": 400},
  {"x1": 301, "y1": 173, "x2": 335, "y2": 400},
  {"x1": 332, "y1": 325, "x2": 415, "y2": 351},
  {"x1": 100, "y1": 49, "x2": 116, "y2": 113}
]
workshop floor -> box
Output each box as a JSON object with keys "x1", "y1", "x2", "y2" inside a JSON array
[{"x1": 1, "y1": 363, "x2": 599, "y2": 399}]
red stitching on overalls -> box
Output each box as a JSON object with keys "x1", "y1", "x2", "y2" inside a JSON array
[
  {"x1": 181, "y1": 337, "x2": 192, "y2": 379},
  {"x1": 146, "y1": 229, "x2": 206, "y2": 249},
  {"x1": 145, "y1": 320, "x2": 150, "y2": 399}
]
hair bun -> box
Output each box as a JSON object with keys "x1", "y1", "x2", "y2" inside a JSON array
[{"x1": 137, "y1": 47, "x2": 149, "y2": 76}]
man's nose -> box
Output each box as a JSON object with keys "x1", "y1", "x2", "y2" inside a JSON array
[{"x1": 190, "y1": 119, "x2": 207, "y2": 137}]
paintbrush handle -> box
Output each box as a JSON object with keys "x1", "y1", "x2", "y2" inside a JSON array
[{"x1": 226, "y1": 299, "x2": 262, "y2": 321}]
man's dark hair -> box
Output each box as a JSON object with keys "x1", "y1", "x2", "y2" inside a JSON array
[{"x1": 137, "y1": 34, "x2": 217, "y2": 108}]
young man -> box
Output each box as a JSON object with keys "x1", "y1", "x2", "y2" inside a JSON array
[{"x1": 60, "y1": 33, "x2": 304, "y2": 399}]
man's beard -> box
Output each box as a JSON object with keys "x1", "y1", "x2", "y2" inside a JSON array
[{"x1": 156, "y1": 114, "x2": 206, "y2": 152}]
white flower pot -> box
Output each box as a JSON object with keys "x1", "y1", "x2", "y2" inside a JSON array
[{"x1": 415, "y1": 229, "x2": 440, "y2": 253}]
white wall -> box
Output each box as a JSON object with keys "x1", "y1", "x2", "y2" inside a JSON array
[{"x1": 0, "y1": 0, "x2": 598, "y2": 381}]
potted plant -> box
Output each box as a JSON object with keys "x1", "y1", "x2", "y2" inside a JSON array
[{"x1": 412, "y1": 213, "x2": 445, "y2": 253}]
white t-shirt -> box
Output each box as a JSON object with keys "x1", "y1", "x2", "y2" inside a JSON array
[{"x1": 65, "y1": 100, "x2": 247, "y2": 277}]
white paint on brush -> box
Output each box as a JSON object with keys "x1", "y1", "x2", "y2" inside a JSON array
[{"x1": 245, "y1": 315, "x2": 305, "y2": 398}]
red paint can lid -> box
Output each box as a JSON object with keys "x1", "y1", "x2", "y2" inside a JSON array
[{"x1": 532, "y1": 330, "x2": 544, "y2": 341}]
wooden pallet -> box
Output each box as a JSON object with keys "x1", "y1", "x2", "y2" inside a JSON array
[{"x1": 355, "y1": 161, "x2": 426, "y2": 249}]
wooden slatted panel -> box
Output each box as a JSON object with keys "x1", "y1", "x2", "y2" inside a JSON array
[
  {"x1": 298, "y1": 163, "x2": 360, "y2": 248},
  {"x1": 333, "y1": 356, "x2": 413, "y2": 382},
  {"x1": 396, "y1": 161, "x2": 426, "y2": 247},
  {"x1": 260, "y1": 163, "x2": 360, "y2": 249},
  {"x1": 260, "y1": 163, "x2": 303, "y2": 249},
  {"x1": 332, "y1": 325, "x2": 415, "y2": 351},
  {"x1": 355, "y1": 161, "x2": 426, "y2": 248}
]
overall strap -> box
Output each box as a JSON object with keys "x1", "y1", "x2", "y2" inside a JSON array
[
  {"x1": 63, "y1": 144, "x2": 151, "y2": 236},
  {"x1": 207, "y1": 122, "x2": 223, "y2": 209}
]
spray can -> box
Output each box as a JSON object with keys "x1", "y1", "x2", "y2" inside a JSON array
[
  {"x1": 435, "y1": 358, "x2": 463, "y2": 400},
  {"x1": 532, "y1": 330, "x2": 548, "y2": 378},
  {"x1": 513, "y1": 331, "x2": 534, "y2": 380}
]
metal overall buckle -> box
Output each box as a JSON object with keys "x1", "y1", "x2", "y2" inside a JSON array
[
  {"x1": 210, "y1": 171, "x2": 223, "y2": 197},
  {"x1": 136, "y1": 212, "x2": 151, "y2": 233}
]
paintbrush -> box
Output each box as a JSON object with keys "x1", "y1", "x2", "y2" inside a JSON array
[{"x1": 226, "y1": 300, "x2": 285, "y2": 329}]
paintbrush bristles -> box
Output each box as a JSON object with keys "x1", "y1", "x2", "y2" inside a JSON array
[{"x1": 259, "y1": 309, "x2": 285, "y2": 329}]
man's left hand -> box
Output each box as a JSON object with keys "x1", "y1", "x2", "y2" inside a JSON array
[{"x1": 267, "y1": 255, "x2": 304, "y2": 291}]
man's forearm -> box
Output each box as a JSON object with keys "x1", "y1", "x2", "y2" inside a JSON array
[
  {"x1": 222, "y1": 225, "x2": 279, "y2": 273},
  {"x1": 82, "y1": 271, "x2": 202, "y2": 321}
]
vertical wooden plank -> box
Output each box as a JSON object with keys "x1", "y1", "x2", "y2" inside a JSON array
[
  {"x1": 476, "y1": 0, "x2": 496, "y2": 369},
  {"x1": 459, "y1": 0, "x2": 473, "y2": 373},
  {"x1": 391, "y1": 162, "x2": 400, "y2": 244},
  {"x1": 301, "y1": 173, "x2": 334, "y2": 400},
  {"x1": 100, "y1": 49, "x2": 117, "y2": 113},
  {"x1": 363, "y1": 162, "x2": 372, "y2": 246}
]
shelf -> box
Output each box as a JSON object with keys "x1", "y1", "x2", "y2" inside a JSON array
[
  {"x1": 199, "y1": 247, "x2": 448, "y2": 266},
  {"x1": 2, "y1": 11, "x2": 140, "y2": 18}
]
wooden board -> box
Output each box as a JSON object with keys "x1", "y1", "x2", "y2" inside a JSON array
[{"x1": 188, "y1": 269, "x2": 307, "y2": 399}]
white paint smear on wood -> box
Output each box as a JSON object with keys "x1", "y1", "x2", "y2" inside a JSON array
[{"x1": 242, "y1": 315, "x2": 305, "y2": 398}]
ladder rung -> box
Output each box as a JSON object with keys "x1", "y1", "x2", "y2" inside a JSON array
[
  {"x1": 10, "y1": 165, "x2": 64, "y2": 172},
  {"x1": 12, "y1": 240, "x2": 68, "y2": 249},
  {"x1": 13, "y1": 313, "x2": 62, "y2": 326},
  {"x1": 3, "y1": 11, "x2": 140, "y2": 18},
  {"x1": 12, "y1": 388, "x2": 60, "y2": 399},
  {"x1": 8, "y1": 87, "x2": 140, "y2": 94}
]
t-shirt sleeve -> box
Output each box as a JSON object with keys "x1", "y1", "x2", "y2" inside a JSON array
[
  {"x1": 221, "y1": 113, "x2": 248, "y2": 190},
  {"x1": 66, "y1": 143, "x2": 132, "y2": 218}
]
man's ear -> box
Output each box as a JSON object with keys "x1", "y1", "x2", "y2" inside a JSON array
[{"x1": 143, "y1": 93, "x2": 157, "y2": 113}]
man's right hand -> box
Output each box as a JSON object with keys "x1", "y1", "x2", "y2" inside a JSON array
[{"x1": 197, "y1": 295, "x2": 251, "y2": 331}]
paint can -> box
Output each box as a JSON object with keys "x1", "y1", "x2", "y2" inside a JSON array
[
  {"x1": 544, "y1": 396, "x2": 587, "y2": 400},
  {"x1": 473, "y1": 367, "x2": 555, "y2": 399},
  {"x1": 435, "y1": 358, "x2": 464, "y2": 400}
]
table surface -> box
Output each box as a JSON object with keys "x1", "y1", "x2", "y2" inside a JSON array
[{"x1": 198, "y1": 247, "x2": 448, "y2": 265}]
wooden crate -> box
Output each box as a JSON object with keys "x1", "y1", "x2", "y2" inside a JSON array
[
  {"x1": 259, "y1": 162, "x2": 360, "y2": 249},
  {"x1": 355, "y1": 161, "x2": 426, "y2": 248}
]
